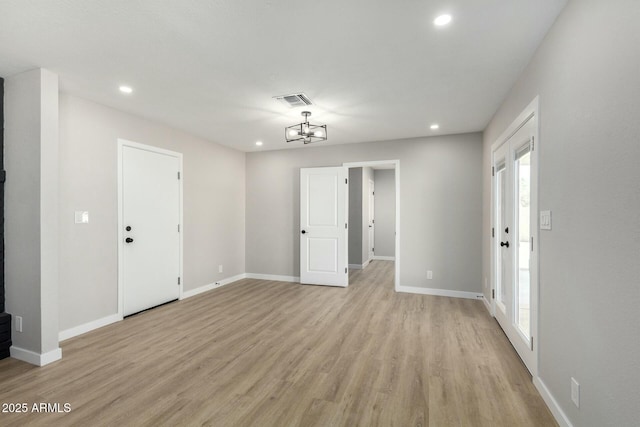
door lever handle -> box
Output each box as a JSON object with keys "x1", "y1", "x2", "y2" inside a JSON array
[
  {"x1": 500, "y1": 241, "x2": 509, "y2": 248},
  {"x1": 125, "y1": 237, "x2": 134, "y2": 243},
  {"x1": 301, "y1": 230, "x2": 306, "y2": 234}
]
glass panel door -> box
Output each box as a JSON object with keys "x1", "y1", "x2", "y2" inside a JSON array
[{"x1": 491, "y1": 110, "x2": 538, "y2": 375}]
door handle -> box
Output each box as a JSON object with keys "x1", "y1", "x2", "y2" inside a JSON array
[
  {"x1": 301, "y1": 230, "x2": 306, "y2": 234},
  {"x1": 500, "y1": 241, "x2": 509, "y2": 248},
  {"x1": 125, "y1": 237, "x2": 134, "y2": 243}
]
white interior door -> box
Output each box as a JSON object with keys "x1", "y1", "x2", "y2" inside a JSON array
[
  {"x1": 492, "y1": 115, "x2": 538, "y2": 374},
  {"x1": 368, "y1": 179, "x2": 375, "y2": 260},
  {"x1": 121, "y1": 143, "x2": 181, "y2": 316},
  {"x1": 300, "y1": 167, "x2": 348, "y2": 287}
]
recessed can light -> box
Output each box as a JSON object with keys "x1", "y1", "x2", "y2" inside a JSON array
[
  {"x1": 434, "y1": 14, "x2": 452, "y2": 26},
  {"x1": 255, "y1": 141, "x2": 263, "y2": 146},
  {"x1": 430, "y1": 124, "x2": 440, "y2": 130},
  {"x1": 119, "y1": 85, "x2": 133, "y2": 94}
]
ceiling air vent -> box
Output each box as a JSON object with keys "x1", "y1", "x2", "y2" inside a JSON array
[{"x1": 274, "y1": 93, "x2": 313, "y2": 108}]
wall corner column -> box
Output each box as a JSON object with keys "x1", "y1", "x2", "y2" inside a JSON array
[{"x1": 4, "y1": 68, "x2": 61, "y2": 366}]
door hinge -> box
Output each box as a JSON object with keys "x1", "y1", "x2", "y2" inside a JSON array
[
  {"x1": 178, "y1": 224, "x2": 180, "y2": 232},
  {"x1": 178, "y1": 171, "x2": 181, "y2": 180},
  {"x1": 345, "y1": 178, "x2": 348, "y2": 184},
  {"x1": 492, "y1": 227, "x2": 495, "y2": 238},
  {"x1": 373, "y1": 191, "x2": 375, "y2": 195},
  {"x1": 492, "y1": 289, "x2": 495, "y2": 299},
  {"x1": 531, "y1": 236, "x2": 534, "y2": 251},
  {"x1": 178, "y1": 277, "x2": 181, "y2": 285},
  {"x1": 492, "y1": 166, "x2": 495, "y2": 177},
  {"x1": 531, "y1": 336, "x2": 534, "y2": 350},
  {"x1": 0, "y1": 170, "x2": 6, "y2": 183},
  {"x1": 345, "y1": 267, "x2": 347, "y2": 274},
  {"x1": 345, "y1": 223, "x2": 347, "y2": 229},
  {"x1": 530, "y1": 136, "x2": 535, "y2": 152}
]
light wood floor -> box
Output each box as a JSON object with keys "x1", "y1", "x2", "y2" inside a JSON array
[{"x1": 0, "y1": 261, "x2": 556, "y2": 426}]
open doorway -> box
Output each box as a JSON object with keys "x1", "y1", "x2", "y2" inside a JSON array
[{"x1": 344, "y1": 161, "x2": 399, "y2": 290}]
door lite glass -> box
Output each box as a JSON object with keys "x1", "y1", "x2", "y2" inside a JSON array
[
  {"x1": 515, "y1": 148, "x2": 531, "y2": 337},
  {"x1": 496, "y1": 164, "x2": 507, "y2": 309}
]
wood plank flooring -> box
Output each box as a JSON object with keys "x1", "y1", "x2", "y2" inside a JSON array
[{"x1": 0, "y1": 261, "x2": 557, "y2": 426}]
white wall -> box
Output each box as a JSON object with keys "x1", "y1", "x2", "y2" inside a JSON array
[
  {"x1": 348, "y1": 168, "x2": 363, "y2": 265},
  {"x1": 4, "y1": 68, "x2": 60, "y2": 363},
  {"x1": 58, "y1": 94, "x2": 246, "y2": 332},
  {"x1": 246, "y1": 133, "x2": 483, "y2": 292},
  {"x1": 374, "y1": 169, "x2": 395, "y2": 257},
  {"x1": 482, "y1": 1, "x2": 640, "y2": 425}
]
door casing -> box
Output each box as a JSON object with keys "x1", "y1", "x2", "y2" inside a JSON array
[
  {"x1": 343, "y1": 160, "x2": 400, "y2": 291},
  {"x1": 490, "y1": 97, "x2": 539, "y2": 376}
]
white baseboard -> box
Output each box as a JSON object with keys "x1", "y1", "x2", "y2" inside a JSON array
[
  {"x1": 245, "y1": 273, "x2": 300, "y2": 283},
  {"x1": 181, "y1": 273, "x2": 247, "y2": 299},
  {"x1": 397, "y1": 285, "x2": 483, "y2": 300},
  {"x1": 11, "y1": 346, "x2": 62, "y2": 366},
  {"x1": 59, "y1": 313, "x2": 122, "y2": 342},
  {"x1": 482, "y1": 295, "x2": 493, "y2": 315},
  {"x1": 373, "y1": 256, "x2": 395, "y2": 261},
  {"x1": 362, "y1": 259, "x2": 371, "y2": 268},
  {"x1": 534, "y1": 376, "x2": 573, "y2": 427},
  {"x1": 348, "y1": 264, "x2": 363, "y2": 270}
]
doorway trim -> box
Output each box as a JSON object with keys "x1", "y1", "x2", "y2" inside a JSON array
[
  {"x1": 117, "y1": 139, "x2": 184, "y2": 318},
  {"x1": 343, "y1": 160, "x2": 400, "y2": 291},
  {"x1": 490, "y1": 96, "x2": 540, "y2": 376}
]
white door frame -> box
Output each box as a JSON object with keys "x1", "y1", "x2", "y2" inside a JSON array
[
  {"x1": 368, "y1": 179, "x2": 375, "y2": 261},
  {"x1": 343, "y1": 160, "x2": 400, "y2": 292},
  {"x1": 117, "y1": 139, "x2": 184, "y2": 318},
  {"x1": 490, "y1": 97, "x2": 539, "y2": 376}
]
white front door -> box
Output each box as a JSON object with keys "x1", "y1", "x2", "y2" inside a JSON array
[
  {"x1": 492, "y1": 114, "x2": 538, "y2": 374},
  {"x1": 368, "y1": 179, "x2": 375, "y2": 261},
  {"x1": 300, "y1": 167, "x2": 348, "y2": 287},
  {"x1": 121, "y1": 142, "x2": 181, "y2": 316}
]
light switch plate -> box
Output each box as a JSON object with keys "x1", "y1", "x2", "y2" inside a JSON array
[
  {"x1": 74, "y1": 211, "x2": 89, "y2": 224},
  {"x1": 540, "y1": 210, "x2": 551, "y2": 230}
]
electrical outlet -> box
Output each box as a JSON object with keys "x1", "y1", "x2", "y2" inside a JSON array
[
  {"x1": 15, "y1": 316, "x2": 23, "y2": 333},
  {"x1": 571, "y1": 377, "x2": 580, "y2": 408},
  {"x1": 218, "y1": 265, "x2": 223, "y2": 273},
  {"x1": 427, "y1": 270, "x2": 433, "y2": 280}
]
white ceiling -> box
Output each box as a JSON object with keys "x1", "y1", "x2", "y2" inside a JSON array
[{"x1": 0, "y1": 0, "x2": 566, "y2": 152}]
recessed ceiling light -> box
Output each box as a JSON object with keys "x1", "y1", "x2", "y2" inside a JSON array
[
  {"x1": 434, "y1": 14, "x2": 452, "y2": 27},
  {"x1": 119, "y1": 85, "x2": 133, "y2": 94},
  {"x1": 255, "y1": 141, "x2": 263, "y2": 146},
  {"x1": 430, "y1": 124, "x2": 440, "y2": 130}
]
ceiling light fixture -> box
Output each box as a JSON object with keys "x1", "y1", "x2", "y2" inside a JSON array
[
  {"x1": 430, "y1": 124, "x2": 440, "y2": 130},
  {"x1": 285, "y1": 111, "x2": 327, "y2": 144},
  {"x1": 434, "y1": 14, "x2": 452, "y2": 26},
  {"x1": 119, "y1": 85, "x2": 133, "y2": 94},
  {"x1": 255, "y1": 141, "x2": 263, "y2": 146}
]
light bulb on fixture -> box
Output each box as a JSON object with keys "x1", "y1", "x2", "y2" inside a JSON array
[
  {"x1": 303, "y1": 127, "x2": 310, "y2": 134},
  {"x1": 289, "y1": 129, "x2": 298, "y2": 136},
  {"x1": 314, "y1": 131, "x2": 323, "y2": 137}
]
